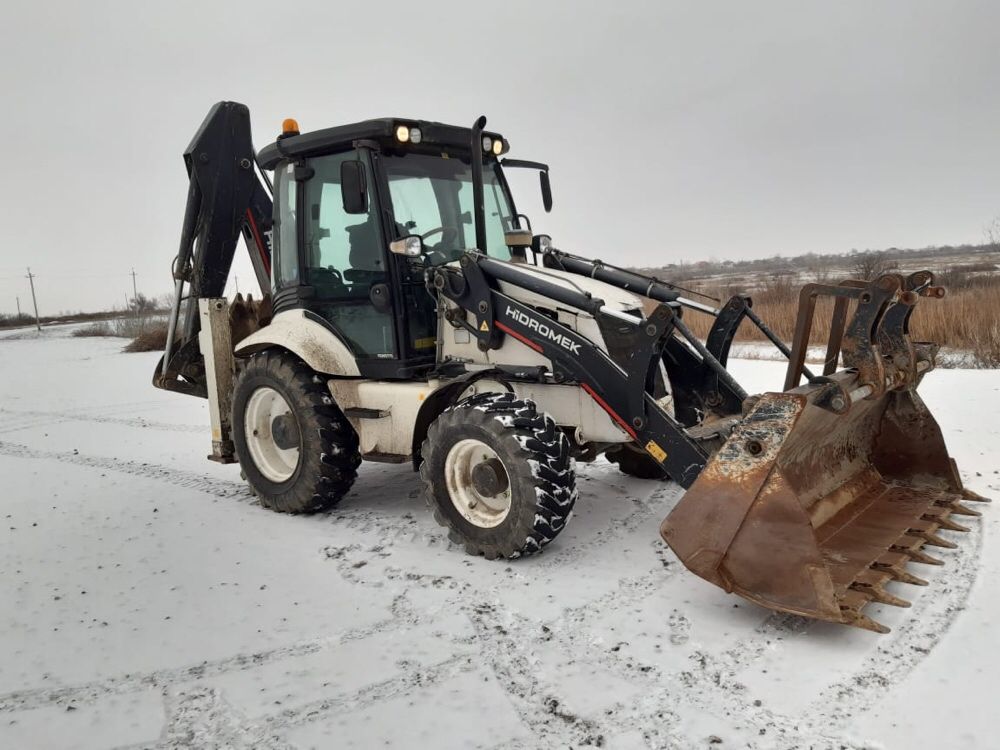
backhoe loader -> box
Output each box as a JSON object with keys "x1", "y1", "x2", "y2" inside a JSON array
[{"x1": 155, "y1": 101, "x2": 988, "y2": 633}]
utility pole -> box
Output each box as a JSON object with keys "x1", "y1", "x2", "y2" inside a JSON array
[
  {"x1": 130, "y1": 267, "x2": 142, "y2": 330},
  {"x1": 25, "y1": 267, "x2": 40, "y2": 332},
  {"x1": 234, "y1": 276, "x2": 239, "y2": 295},
  {"x1": 130, "y1": 267, "x2": 139, "y2": 314},
  {"x1": 16, "y1": 296, "x2": 21, "y2": 318}
]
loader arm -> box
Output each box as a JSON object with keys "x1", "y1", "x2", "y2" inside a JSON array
[
  {"x1": 155, "y1": 101, "x2": 273, "y2": 398},
  {"x1": 431, "y1": 252, "x2": 712, "y2": 487}
]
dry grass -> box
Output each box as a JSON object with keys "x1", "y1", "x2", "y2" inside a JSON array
[
  {"x1": 123, "y1": 325, "x2": 169, "y2": 353},
  {"x1": 72, "y1": 322, "x2": 115, "y2": 338},
  {"x1": 72, "y1": 316, "x2": 170, "y2": 353},
  {"x1": 682, "y1": 272, "x2": 1000, "y2": 368}
]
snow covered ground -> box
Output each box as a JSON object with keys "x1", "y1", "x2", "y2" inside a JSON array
[{"x1": 0, "y1": 326, "x2": 997, "y2": 750}]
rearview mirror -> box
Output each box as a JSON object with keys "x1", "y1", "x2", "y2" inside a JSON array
[
  {"x1": 340, "y1": 160, "x2": 367, "y2": 214},
  {"x1": 540, "y1": 170, "x2": 553, "y2": 213}
]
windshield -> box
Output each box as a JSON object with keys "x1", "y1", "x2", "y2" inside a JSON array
[{"x1": 382, "y1": 152, "x2": 515, "y2": 263}]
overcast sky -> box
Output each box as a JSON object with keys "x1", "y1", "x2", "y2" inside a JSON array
[{"x1": 1, "y1": 0, "x2": 998, "y2": 314}]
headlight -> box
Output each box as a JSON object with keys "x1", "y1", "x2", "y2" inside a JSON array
[
  {"x1": 395, "y1": 125, "x2": 410, "y2": 143},
  {"x1": 481, "y1": 135, "x2": 493, "y2": 152},
  {"x1": 532, "y1": 234, "x2": 553, "y2": 254},
  {"x1": 409, "y1": 127, "x2": 422, "y2": 144},
  {"x1": 492, "y1": 138, "x2": 503, "y2": 156},
  {"x1": 389, "y1": 236, "x2": 424, "y2": 257}
]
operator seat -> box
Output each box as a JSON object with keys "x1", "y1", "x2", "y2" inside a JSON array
[{"x1": 344, "y1": 218, "x2": 385, "y2": 289}]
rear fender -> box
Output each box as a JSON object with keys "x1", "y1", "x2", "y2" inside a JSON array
[{"x1": 234, "y1": 309, "x2": 360, "y2": 376}]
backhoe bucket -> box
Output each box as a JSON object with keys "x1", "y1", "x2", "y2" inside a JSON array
[{"x1": 660, "y1": 272, "x2": 988, "y2": 632}]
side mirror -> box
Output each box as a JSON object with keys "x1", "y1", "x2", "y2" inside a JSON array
[
  {"x1": 341, "y1": 160, "x2": 367, "y2": 214},
  {"x1": 540, "y1": 170, "x2": 553, "y2": 213}
]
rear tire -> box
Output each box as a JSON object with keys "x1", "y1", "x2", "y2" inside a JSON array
[
  {"x1": 420, "y1": 392, "x2": 577, "y2": 559},
  {"x1": 606, "y1": 443, "x2": 670, "y2": 480},
  {"x1": 232, "y1": 350, "x2": 361, "y2": 513}
]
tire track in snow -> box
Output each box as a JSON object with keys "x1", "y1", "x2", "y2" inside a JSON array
[
  {"x1": 261, "y1": 653, "x2": 473, "y2": 734},
  {"x1": 0, "y1": 407, "x2": 205, "y2": 435},
  {"x1": 465, "y1": 601, "x2": 608, "y2": 749},
  {"x1": 107, "y1": 654, "x2": 473, "y2": 750},
  {"x1": 0, "y1": 440, "x2": 249, "y2": 499},
  {"x1": 0, "y1": 437, "x2": 453, "y2": 549},
  {"x1": 0, "y1": 595, "x2": 420, "y2": 715}
]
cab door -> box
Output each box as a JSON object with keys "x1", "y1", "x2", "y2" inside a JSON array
[{"x1": 275, "y1": 151, "x2": 397, "y2": 368}]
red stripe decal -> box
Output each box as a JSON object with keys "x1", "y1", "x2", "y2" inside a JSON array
[
  {"x1": 245, "y1": 209, "x2": 271, "y2": 275},
  {"x1": 495, "y1": 319, "x2": 636, "y2": 438},
  {"x1": 495, "y1": 321, "x2": 543, "y2": 352},
  {"x1": 581, "y1": 382, "x2": 637, "y2": 438}
]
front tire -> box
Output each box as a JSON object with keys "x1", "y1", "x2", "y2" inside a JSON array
[
  {"x1": 420, "y1": 392, "x2": 577, "y2": 559},
  {"x1": 232, "y1": 350, "x2": 361, "y2": 513}
]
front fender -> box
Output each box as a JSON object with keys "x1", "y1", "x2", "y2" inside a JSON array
[{"x1": 234, "y1": 310, "x2": 360, "y2": 377}]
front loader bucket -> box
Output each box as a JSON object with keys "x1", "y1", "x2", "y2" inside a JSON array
[{"x1": 660, "y1": 272, "x2": 988, "y2": 632}]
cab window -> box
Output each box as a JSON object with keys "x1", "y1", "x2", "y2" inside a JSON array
[{"x1": 302, "y1": 152, "x2": 394, "y2": 358}]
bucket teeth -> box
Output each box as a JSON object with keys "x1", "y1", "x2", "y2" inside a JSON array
[
  {"x1": 961, "y1": 489, "x2": 991, "y2": 503},
  {"x1": 906, "y1": 521, "x2": 958, "y2": 549},
  {"x1": 944, "y1": 502, "x2": 982, "y2": 518},
  {"x1": 872, "y1": 553, "x2": 929, "y2": 586},
  {"x1": 891, "y1": 536, "x2": 945, "y2": 565},
  {"x1": 851, "y1": 570, "x2": 911, "y2": 608},
  {"x1": 929, "y1": 515, "x2": 970, "y2": 533},
  {"x1": 903, "y1": 547, "x2": 944, "y2": 565},
  {"x1": 911, "y1": 530, "x2": 957, "y2": 549},
  {"x1": 921, "y1": 505, "x2": 971, "y2": 532},
  {"x1": 850, "y1": 582, "x2": 911, "y2": 608},
  {"x1": 839, "y1": 590, "x2": 890, "y2": 634}
]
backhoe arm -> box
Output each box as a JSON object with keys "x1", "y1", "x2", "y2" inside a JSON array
[{"x1": 155, "y1": 101, "x2": 273, "y2": 397}]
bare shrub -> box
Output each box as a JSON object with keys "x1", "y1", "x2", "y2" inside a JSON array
[
  {"x1": 124, "y1": 325, "x2": 169, "y2": 353},
  {"x1": 852, "y1": 252, "x2": 898, "y2": 280},
  {"x1": 70, "y1": 315, "x2": 168, "y2": 343},
  {"x1": 129, "y1": 293, "x2": 158, "y2": 315},
  {"x1": 0, "y1": 312, "x2": 34, "y2": 328},
  {"x1": 108, "y1": 315, "x2": 168, "y2": 338},
  {"x1": 72, "y1": 322, "x2": 114, "y2": 337},
  {"x1": 986, "y1": 216, "x2": 1000, "y2": 248}
]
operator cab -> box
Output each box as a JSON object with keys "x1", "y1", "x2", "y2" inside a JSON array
[{"x1": 257, "y1": 118, "x2": 536, "y2": 379}]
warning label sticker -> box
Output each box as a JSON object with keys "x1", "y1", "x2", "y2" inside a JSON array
[{"x1": 645, "y1": 440, "x2": 667, "y2": 462}]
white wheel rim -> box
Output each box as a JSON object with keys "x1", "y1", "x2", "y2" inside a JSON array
[
  {"x1": 444, "y1": 438, "x2": 512, "y2": 528},
  {"x1": 244, "y1": 386, "x2": 300, "y2": 483}
]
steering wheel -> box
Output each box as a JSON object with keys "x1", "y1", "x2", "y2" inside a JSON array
[
  {"x1": 325, "y1": 267, "x2": 343, "y2": 283},
  {"x1": 311, "y1": 266, "x2": 345, "y2": 288},
  {"x1": 420, "y1": 226, "x2": 460, "y2": 244}
]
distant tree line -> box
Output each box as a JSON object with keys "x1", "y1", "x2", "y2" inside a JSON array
[{"x1": 633, "y1": 241, "x2": 999, "y2": 283}]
